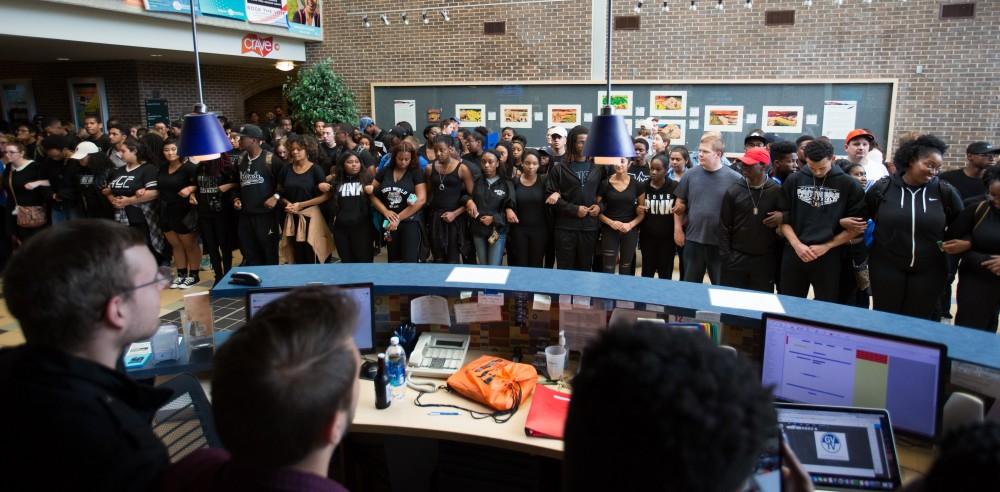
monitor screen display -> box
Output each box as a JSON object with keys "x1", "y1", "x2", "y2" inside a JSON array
[
  {"x1": 245, "y1": 284, "x2": 375, "y2": 352},
  {"x1": 761, "y1": 314, "x2": 947, "y2": 439}
]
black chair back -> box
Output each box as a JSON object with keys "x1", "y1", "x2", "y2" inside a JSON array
[{"x1": 153, "y1": 373, "x2": 221, "y2": 462}]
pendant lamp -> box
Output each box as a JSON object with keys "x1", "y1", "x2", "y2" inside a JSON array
[
  {"x1": 584, "y1": 0, "x2": 636, "y2": 165},
  {"x1": 177, "y1": 4, "x2": 231, "y2": 163}
]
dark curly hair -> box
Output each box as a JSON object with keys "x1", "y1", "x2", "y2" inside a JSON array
[
  {"x1": 893, "y1": 134, "x2": 947, "y2": 171},
  {"x1": 803, "y1": 139, "x2": 835, "y2": 162},
  {"x1": 924, "y1": 421, "x2": 1000, "y2": 491},
  {"x1": 564, "y1": 321, "x2": 775, "y2": 492}
]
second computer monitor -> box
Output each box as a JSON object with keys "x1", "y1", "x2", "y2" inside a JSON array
[{"x1": 760, "y1": 313, "x2": 947, "y2": 440}]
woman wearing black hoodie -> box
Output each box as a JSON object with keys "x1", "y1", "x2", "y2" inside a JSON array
[
  {"x1": 866, "y1": 135, "x2": 965, "y2": 320},
  {"x1": 779, "y1": 140, "x2": 866, "y2": 302}
]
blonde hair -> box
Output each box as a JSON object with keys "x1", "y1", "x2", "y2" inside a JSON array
[{"x1": 700, "y1": 133, "x2": 724, "y2": 153}]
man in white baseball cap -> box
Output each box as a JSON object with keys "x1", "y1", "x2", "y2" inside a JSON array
[{"x1": 544, "y1": 126, "x2": 568, "y2": 165}]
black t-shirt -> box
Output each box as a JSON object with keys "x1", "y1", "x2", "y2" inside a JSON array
[
  {"x1": 640, "y1": 179, "x2": 678, "y2": 238},
  {"x1": 375, "y1": 166, "x2": 424, "y2": 215},
  {"x1": 108, "y1": 163, "x2": 158, "y2": 225},
  {"x1": 236, "y1": 151, "x2": 279, "y2": 215},
  {"x1": 627, "y1": 163, "x2": 650, "y2": 184},
  {"x1": 599, "y1": 177, "x2": 641, "y2": 222},
  {"x1": 720, "y1": 179, "x2": 784, "y2": 256},
  {"x1": 195, "y1": 160, "x2": 237, "y2": 217},
  {"x1": 950, "y1": 200, "x2": 1000, "y2": 274},
  {"x1": 939, "y1": 169, "x2": 985, "y2": 205},
  {"x1": 89, "y1": 134, "x2": 111, "y2": 153},
  {"x1": 157, "y1": 162, "x2": 197, "y2": 206},
  {"x1": 278, "y1": 163, "x2": 326, "y2": 204},
  {"x1": 5, "y1": 161, "x2": 49, "y2": 207},
  {"x1": 513, "y1": 175, "x2": 549, "y2": 229},
  {"x1": 77, "y1": 165, "x2": 114, "y2": 219},
  {"x1": 333, "y1": 174, "x2": 369, "y2": 227}
]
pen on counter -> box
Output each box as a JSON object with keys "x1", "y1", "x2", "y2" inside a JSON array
[{"x1": 428, "y1": 411, "x2": 460, "y2": 416}]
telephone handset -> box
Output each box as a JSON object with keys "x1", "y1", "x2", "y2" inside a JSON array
[{"x1": 408, "y1": 332, "x2": 471, "y2": 379}]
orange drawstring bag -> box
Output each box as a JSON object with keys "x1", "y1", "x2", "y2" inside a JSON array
[{"x1": 415, "y1": 355, "x2": 538, "y2": 423}]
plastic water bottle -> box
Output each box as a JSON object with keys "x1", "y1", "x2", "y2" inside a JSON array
[
  {"x1": 374, "y1": 353, "x2": 391, "y2": 410},
  {"x1": 386, "y1": 336, "x2": 407, "y2": 400}
]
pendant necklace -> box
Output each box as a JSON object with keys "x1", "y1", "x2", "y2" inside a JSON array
[
  {"x1": 745, "y1": 178, "x2": 763, "y2": 216},
  {"x1": 811, "y1": 173, "x2": 829, "y2": 208}
]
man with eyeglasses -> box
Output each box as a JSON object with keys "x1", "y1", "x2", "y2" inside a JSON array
[{"x1": 0, "y1": 220, "x2": 173, "y2": 490}]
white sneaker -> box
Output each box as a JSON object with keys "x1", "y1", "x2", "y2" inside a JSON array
[
  {"x1": 169, "y1": 276, "x2": 184, "y2": 289},
  {"x1": 178, "y1": 277, "x2": 197, "y2": 289}
]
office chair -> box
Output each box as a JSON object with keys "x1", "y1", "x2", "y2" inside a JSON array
[{"x1": 153, "y1": 373, "x2": 221, "y2": 463}]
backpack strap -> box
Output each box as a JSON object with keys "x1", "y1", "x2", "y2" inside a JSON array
[{"x1": 973, "y1": 200, "x2": 990, "y2": 231}]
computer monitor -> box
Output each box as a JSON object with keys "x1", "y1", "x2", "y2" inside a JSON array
[
  {"x1": 761, "y1": 313, "x2": 948, "y2": 440},
  {"x1": 245, "y1": 284, "x2": 376, "y2": 353}
]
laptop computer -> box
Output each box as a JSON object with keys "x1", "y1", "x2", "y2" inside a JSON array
[{"x1": 775, "y1": 403, "x2": 902, "y2": 492}]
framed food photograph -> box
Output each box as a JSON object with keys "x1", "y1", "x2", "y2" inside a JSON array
[
  {"x1": 656, "y1": 119, "x2": 686, "y2": 146},
  {"x1": 455, "y1": 104, "x2": 486, "y2": 127},
  {"x1": 597, "y1": 91, "x2": 633, "y2": 116},
  {"x1": 547, "y1": 104, "x2": 582, "y2": 128},
  {"x1": 704, "y1": 105, "x2": 744, "y2": 133},
  {"x1": 500, "y1": 104, "x2": 533, "y2": 129},
  {"x1": 649, "y1": 91, "x2": 687, "y2": 117},
  {"x1": 762, "y1": 106, "x2": 804, "y2": 134}
]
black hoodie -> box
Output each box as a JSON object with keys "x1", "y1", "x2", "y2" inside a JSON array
[
  {"x1": 781, "y1": 164, "x2": 866, "y2": 245},
  {"x1": 545, "y1": 161, "x2": 605, "y2": 231},
  {"x1": 866, "y1": 174, "x2": 963, "y2": 270}
]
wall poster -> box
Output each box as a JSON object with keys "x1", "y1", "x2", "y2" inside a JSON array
[{"x1": 67, "y1": 78, "x2": 109, "y2": 129}]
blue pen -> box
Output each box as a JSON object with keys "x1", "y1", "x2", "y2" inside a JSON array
[{"x1": 428, "y1": 411, "x2": 460, "y2": 416}]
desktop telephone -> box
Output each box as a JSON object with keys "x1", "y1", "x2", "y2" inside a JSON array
[{"x1": 408, "y1": 332, "x2": 471, "y2": 379}]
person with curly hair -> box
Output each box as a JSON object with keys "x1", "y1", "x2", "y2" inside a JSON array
[
  {"x1": 865, "y1": 135, "x2": 965, "y2": 319},
  {"x1": 565, "y1": 321, "x2": 778, "y2": 491}
]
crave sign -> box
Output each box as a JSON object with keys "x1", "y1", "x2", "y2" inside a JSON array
[{"x1": 241, "y1": 34, "x2": 280, "y2": 57}]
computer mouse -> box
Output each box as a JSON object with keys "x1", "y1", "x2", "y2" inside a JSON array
[
  {"x1": 229, "y1": 271, "x2": 262, "y2": 286},
  {"x1": 359, "y1": 360, "x2": 378, "y2": 380}
]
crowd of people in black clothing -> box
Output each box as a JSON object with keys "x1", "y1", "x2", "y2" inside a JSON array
[{"x1": 0, "y1": 110, "x2": 997, "y2": 331}]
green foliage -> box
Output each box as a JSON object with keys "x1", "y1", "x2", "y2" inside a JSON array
[{"x1": 283, "y1": 59, "x2": 358, "y2": 129}]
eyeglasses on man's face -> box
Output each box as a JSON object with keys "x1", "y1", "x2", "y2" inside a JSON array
[{"x1": 122, "y1": 266, "x2": 173, "y2": 294}]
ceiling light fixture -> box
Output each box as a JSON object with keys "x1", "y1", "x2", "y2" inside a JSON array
[
  {"x1": 275, "y1": 60, "x2": 295, "y2": 72},
  {"x1": 803, "y1": 0, "x2": 813, "y2": 6},
  {"x1": 56, "y1": 57, "x2": 70, "y2": 61},
  {"x1": 177, "y1": 3, "x2": 231, "y2": 164},
  {"x1": 584, "y1": 0, "x2": 636, "y2": 166}
]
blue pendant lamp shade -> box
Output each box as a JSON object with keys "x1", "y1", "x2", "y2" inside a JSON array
[
  {"x1": 177, "y1": 104, "x2": 231, "y2": 162},
  {"x1": 584, "y1": 107, "x2": 636, "y2": 165}
]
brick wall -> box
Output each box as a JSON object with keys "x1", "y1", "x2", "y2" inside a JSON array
[
  {"x1": 3, "y1": 60, "x2": 286, "y2": 129},
  {"x1": 306, "y1": 0, "x2": 594, "y2": 117},
  {"x1": 245, "y1": 86, "x2": 286, "y2": 118},
  {"x1": 307, "y1": 0, "x2": 1000, "y2": 167}
]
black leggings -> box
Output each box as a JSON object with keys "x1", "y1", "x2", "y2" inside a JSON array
[
  {"x1": 955, "y1": 268, "x2": 1000, "y2": 332},
  {"x1": 869, "y1": 248, "x2": 947, "y2": 320},
  {"x1": 779, "y1": 246, "x2": 842, "y2": 302},
  {"x1": 332, "y1": 221, "x2": 374, "y2": 263},
  {"x1": 600, "y1": 225, "x2": 638, "y2": 275},
  {"x1": 199, "y1": 214, "x2": 233, "y2": 281},
  {"x1": 388, "y1": 220, "x2": 422, "y2": 263},
  {"x1": 509, "y1": 224, "x2": 547, "y2": 268},
  {"x1": 640, "y1": 235, "x2": 676, "y2": 279}
]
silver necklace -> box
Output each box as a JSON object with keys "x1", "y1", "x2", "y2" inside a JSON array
[{"x1": 811, "y1": 172, "x2": 829, "y2": 208}]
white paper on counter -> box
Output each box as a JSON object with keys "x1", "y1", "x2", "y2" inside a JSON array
[
  {"x1": 708, "y1": 288, "x2": 785, "y2": 313},
  {"x1": 446, "y1": 266, "x2": 510, "y2": 285},
  {"x1": 410, "y1": 295, "x2": 451, "y2": 326}
]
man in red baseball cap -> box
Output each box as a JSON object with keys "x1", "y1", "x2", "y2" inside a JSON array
[
  {"x1": 844, "y1": 129, "x2": 888, "y2": 185},
  {"x1": 719, "y1": 147, "x2": 785, "y2": 292}
]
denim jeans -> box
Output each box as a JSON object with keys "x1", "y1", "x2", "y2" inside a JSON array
[
  {"x1": 51, "y1": 206, "x2": 82, "y2": 224},
  {"x1": 472, "y1": 232, "x2": 507, "y2": 265}
]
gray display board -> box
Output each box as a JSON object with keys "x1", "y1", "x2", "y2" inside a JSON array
[{"x1": 372, "y1": 80, "x2": 896, "y2": 156}]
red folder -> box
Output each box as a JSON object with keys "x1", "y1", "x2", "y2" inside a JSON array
[{"x1": 524, "y1": 384, "x2": 571, "y2": 439}]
